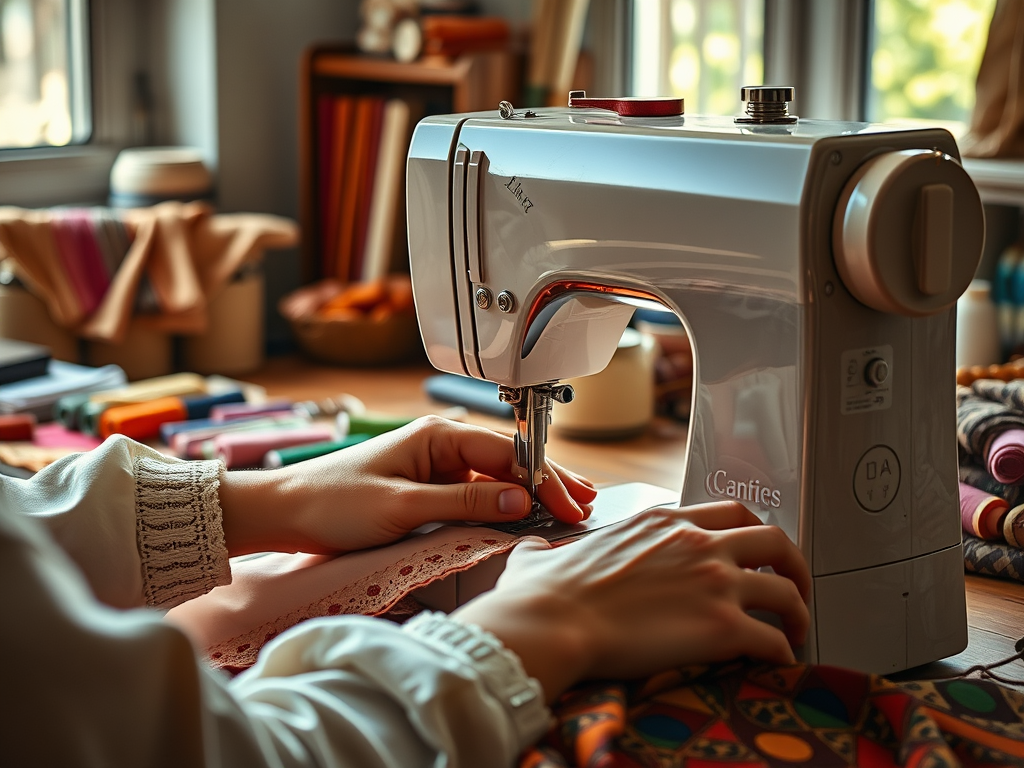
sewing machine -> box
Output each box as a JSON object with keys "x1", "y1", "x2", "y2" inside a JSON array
[{"x1": 406, "y1": 88, "x2": 985, "y2": 674}]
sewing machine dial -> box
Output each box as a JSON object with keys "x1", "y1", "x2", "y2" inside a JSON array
[{"x1": 832, "y1": 148, "x2": 983, "y2": 317}]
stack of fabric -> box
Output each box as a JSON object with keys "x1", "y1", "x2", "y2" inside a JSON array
[{"x1": 956, "y1": 378, "x2": 1024, "y2": 582}]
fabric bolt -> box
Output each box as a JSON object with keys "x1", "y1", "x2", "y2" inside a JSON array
[
  {"x1": 520, "y1": 661, "x2": 1024, "y2": 768},
  {"x1": 959, "y1": 482, "x2": 1010, "y2": 540},
  {"x1": 964, "y1": 533, "x2": 1024, "y2": 583},
  {"x1": 1004, "y1": 504, "x2": 1024, "y2": 547},
  {"x1": 973, "y1": 377, "x2": 1024, "y2": 411},
  {"x1": 956, "y1": 385, "x2": 1024, "y2": 457},
  {"x1": 987, "y1": 428, "x2": 1024, "y2": 484},
  {"x1": 959, "y1": 462, "x2": 1024, "y2": 507}
]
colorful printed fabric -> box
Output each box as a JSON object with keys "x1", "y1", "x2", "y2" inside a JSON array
[
  {"x1": 520, "y1": 661, "x2": 1024, "y2": 768},
  {"x1": 956, "y1": 386, "x2": 1024, "y2": 457},
  {"x1": 964, "y1": 533, "x2": 1024, "y2": 583},
  {"x1": 972, "y1": 379, "x2": 1024, "y2": 412},
  {"x1": 959, "y1": 463, "x2": 1024, "y2": 508}
]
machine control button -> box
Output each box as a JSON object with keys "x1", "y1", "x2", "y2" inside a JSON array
[
  {"x1": 497, "y1": 290, "x2": 517, "y2": 313},
  {"x1": 865, "y1": 358, "x2": 890, "y2": 387},
  {"x1": 854, "y1": 445, "x2": 900, "y2": 513},
  {"x1": 475, "y1": 287, "x2": 493, "y2": 310},
  {"x1": 735, "y1": 85, "x2": 797, "y2": 124}
]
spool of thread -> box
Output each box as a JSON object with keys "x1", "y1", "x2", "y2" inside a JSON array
[
  {"x1": 99, "y1": 397, "x2": 188, "y2": 440},
  {"x1": 160, "y1": 417, "x2": 219, "y2": 445},
  {"x1": 337, "y1": 413, "x2": 415, "y2": 438},
  {"x1": 54, "y1": 393, "x2": 96, "y2": 429},
  {"x1": 88, "y1": 372, "x2": 208, "y2": 407},
  {"x1": 213, "y1": 426, "x2": 335, "y2": 469},
  {"x1": 263, "y1": 434, "x2": 371, "y2": 468},
  {"x1": 182, "y1": 390, "x2": 246, "y2": 420},
  {"x1": 171, "y1": 415, "x2": 311, "y2": 459},
  {"x1": 1004, "y1": 504, "x2": 1024, "y2": 548},
  {"x1": 0, "y1": 413, "x2": 36, "y2": 441},
  {"x1": 210, "y1": 400, "x2": 294, "y2": 422},
  {"x1": 959, "y1": 482, "x2": 1009, "y2": 540},
  {"x1": 79, "y1": 400, "x2": 115, "y2": 436}
]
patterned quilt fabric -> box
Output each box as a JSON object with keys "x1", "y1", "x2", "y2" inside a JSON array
[{"x1": 521, "y1": 661, "x2": 1024, "y2": 767}]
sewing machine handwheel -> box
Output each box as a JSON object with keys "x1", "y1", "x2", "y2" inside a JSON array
[{"x1": 832, "y1": 148, "x2": 984, "y2": 317}]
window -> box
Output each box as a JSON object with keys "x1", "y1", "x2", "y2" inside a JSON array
[
  {"x1": 0, "y1": 0, "x2": 90, "y2": 149},
  {"x1": 632, "y1": 0, "x2": 765, "y2": 116},
  {"x1": 866, "y1": 0, "x2": 996, "y2": 136}
]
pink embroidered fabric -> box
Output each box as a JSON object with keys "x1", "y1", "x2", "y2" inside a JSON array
[{"x1": 165, "y1": 525, "x2": 520, "y2": 671}]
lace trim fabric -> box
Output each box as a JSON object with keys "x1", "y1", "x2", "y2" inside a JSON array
[
  {"x1": 205, "y1": 535, "x2": 519, "y2": 671},
  {"x1": 135, "y1": 456, "x2": 230, "y2": 609}
]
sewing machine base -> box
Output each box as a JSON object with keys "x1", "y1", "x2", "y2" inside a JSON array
[{"x1": 413, "y1": 482, "x2": 679, "y2": 613}]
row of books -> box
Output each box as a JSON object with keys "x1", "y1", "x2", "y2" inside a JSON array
[{"x1": 316, "y1": 94, "x2": 418, "y2": 283}]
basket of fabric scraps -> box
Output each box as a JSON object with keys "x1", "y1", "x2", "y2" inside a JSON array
[{"x1": 279, "y1": 275, "x2": 423, "y2": 366}]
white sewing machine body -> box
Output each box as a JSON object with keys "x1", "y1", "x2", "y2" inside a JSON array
[{"x1": 406, "y1": 104, "x2": 983, "y2": 674}]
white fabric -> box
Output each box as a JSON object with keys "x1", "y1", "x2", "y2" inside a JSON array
[{"x1": 0, "y1": 436, "x2": 551, "y2": 767}]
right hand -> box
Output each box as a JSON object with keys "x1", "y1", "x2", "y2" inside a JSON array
[{"x1": 452, "y1": 501, "x2": 811, "y2": 703}]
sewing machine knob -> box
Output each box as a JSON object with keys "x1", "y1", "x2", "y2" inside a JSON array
[
  {"x1": 833, "y1": 148, "x2": 983, "y2": 317},
  {"x1": 496, "y1": 290, "x2": 517, "y2": 313},
  {"x1": 865, "y1": 358, "x2": 890, "y2": 387},
  {"x1": 475, "y1": 287, "x2": 493, "y2": 310}
]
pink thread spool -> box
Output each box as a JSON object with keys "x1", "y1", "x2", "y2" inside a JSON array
[{"x1": 213, "y1": 426, "x2": 335, "y2": 469}]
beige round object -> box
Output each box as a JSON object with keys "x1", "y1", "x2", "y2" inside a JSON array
[
  {"x1": 832, "y1": 148, "x2": 983, "y2": 317},
  {"x1": 182, "y1": 266, "x2": 265, "y2": 375},
  {"x1": 0, "y1": 284, "x2": 80, "y2": 362},
  {"x1": 392, "y1": 18, "x2": 423, "y2": 63},
  {"x1": 551, "y1": 327, "x2": 656, "y2": 440},
  {"x1": 110, "y1": 146, "x2": 213, "y2": 199}
]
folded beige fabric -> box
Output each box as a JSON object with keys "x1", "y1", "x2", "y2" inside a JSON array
[{"x1": 0, "y1": 202, "x2": 299, "y2": 343}]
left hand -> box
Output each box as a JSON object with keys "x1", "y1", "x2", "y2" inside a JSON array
[{"x1": 218, "y1": 415, "x2": 597, "y2": 556}]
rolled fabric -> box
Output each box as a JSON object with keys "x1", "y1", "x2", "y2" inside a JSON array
[
  {"x1": 959, "y1": 461, "x2": 1024, "y2": 506},
  {"x1": 955, "y1": 385, "x2": 1024, "y2": 457},
  {"x1": 963, "y1": 533, "x2": 1024, "y2": 583},
  {"x1": 213, "y1": 426, "x2": 335, "y2": 469},
  {"x1": 985, "y1": 428, "x2": 1024, "y2": 484},
  {"x1": 959, "y1": 481, "x2": 1009, "y2": 540},
  {"x1": 1004, "y1": 504, "x2": 1024, "y2": 548},
  {"x1": 971, "y1": 378, "x2": 1024, "y2": 411}
]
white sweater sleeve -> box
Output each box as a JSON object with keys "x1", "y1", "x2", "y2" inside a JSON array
[
  {"x1": 8, "y1": 434, "x2": 230, "y2": 609},
  {"x1": 0, "y1": 439, "x2": 552, "y2": 767}
]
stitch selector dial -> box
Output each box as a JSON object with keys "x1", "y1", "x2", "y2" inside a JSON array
[{"x1": 832, "y1": 149, "x2": 983, "y2": 317}]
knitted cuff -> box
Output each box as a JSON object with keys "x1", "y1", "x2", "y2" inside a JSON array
[
  {"x1": 403, "y1": 611, "x2": 553, "y2": 750},
  {"x1": 134, "y1": 456, "x2": 230, "y2": 609}
]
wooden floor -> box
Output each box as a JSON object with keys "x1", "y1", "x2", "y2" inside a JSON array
[{"x1": 247, "y1": 356, "x2": 1024, "y2": 683}]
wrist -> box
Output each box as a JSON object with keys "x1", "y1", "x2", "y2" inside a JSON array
[
  {"x1": 452, "y1": 588, "x2": 595, "y2": 703},
  {"x1": 219, "y1": 467, "x2": 306, "y2": 556}
]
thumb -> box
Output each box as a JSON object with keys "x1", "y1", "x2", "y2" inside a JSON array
[{"x1": 409, "y1": 481, "x2": 532, "y2": 525}]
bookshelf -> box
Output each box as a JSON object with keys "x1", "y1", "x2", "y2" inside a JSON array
[{"x1": 298, "y1": 47, "x2": 518, "y2": 283}]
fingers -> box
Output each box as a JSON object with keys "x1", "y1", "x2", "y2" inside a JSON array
[
  {"x1": 536, "y1": 465, "x2": 590, "y2": 524},
  {"x1": 404, "y1": 481, "x2": 533, "y2": 527},
  {"x1": 729, "y1": 612, "x2": 798, "y2": 665},
  {"x1": 717, "y1": 525, "x2": 812, "y2": 601},
  {"x1": 737, "y1": 570, "x2": 811, "y2": 648},
  {"x1": 674, "y1": 501, "x2": 764, "y2": 531}
]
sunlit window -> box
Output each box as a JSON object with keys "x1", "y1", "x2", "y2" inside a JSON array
[
  {"x1": 866, "y1": 0, "x2": 995, "y2": 135},
  {"x1": 632, "y1": 0, "x2": 764, "y2": 116},
  {"x1": 0, "y1": 0, "x2": 89, "y2": 149}
]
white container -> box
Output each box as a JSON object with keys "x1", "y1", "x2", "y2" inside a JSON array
[
  {"x1": 551, "y1": 327, "x2": 657, "y2": 439},
  {"x1": 956, "y1": 279, "x2": 1001, "y2": 369}
]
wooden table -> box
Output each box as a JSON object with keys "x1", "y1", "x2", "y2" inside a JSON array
[{"x1": 246, "y1": 356, "x2": 1024, "y2": 683}]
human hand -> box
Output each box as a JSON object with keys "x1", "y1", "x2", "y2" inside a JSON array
[
  {"x1": 452, "y1": 501, "x2": 811, "y2": 703},
  {"x1": 219, "y1": 415, "x2": 597, "y2": 556}
]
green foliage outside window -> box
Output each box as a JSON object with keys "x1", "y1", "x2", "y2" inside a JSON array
[{"x1": 868, "y1": 0, "x2": 996, "y2": 134}]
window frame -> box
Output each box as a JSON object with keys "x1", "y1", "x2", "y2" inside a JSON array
[{"x1": 0, "y1": 0, "x2": 136, "y2": 207}]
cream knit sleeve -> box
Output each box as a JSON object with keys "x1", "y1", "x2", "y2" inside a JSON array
[{"x1": 8, "y1": 434, "x2": 230, "y2": 610}]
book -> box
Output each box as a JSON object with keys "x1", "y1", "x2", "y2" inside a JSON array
[
  {"x1": 324, "y1": 96, "x2": 354, "y2": 276},
  {"x1": 0, "y1": 338, "x2": 51, "y2": 386},
  {"x1": 362, "y1": 99, "x2": 411, "y2": 282},
  {"x1": 351, "y1": 98, "x2": 386, "y2": 282},
  {"x1": 335, "y1": 96, "x2": 380, "y2": 281}
]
